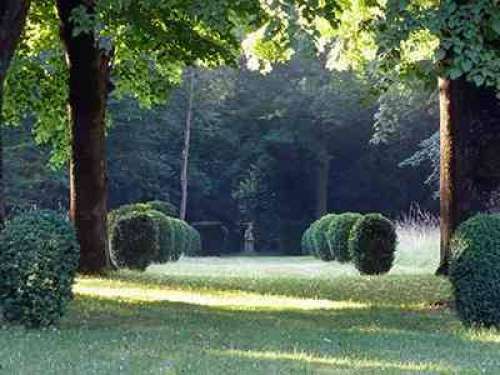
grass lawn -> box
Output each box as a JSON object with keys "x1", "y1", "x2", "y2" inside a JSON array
[{"x1": 1, "y1": 256, "x2": 500, "y2": 374}]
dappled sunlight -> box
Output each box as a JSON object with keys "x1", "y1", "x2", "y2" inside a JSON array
[
  {"x1": 75, "y1": 279, "x2": 370, "y2": 312},
  {"x1": 210, "y1": 349, "x2": 455, "y2": 373},
  {"x1": 464, "y1": 329, "x2": 500, "y2": 344}
]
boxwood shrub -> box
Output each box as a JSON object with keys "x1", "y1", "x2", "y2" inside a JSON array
[
  {"x1": 349, "y1": 213, "x2": 397, "y2": 275},
  {"x1": 312, "y1": 214, "x2": 337, "y2": 261},
  {"x1": 327, "y1": 213, "x2": 363, "y2": 263},
  {"x1": 107, "y1": 200, "x2": 177, "y2": 236},
  {"x1": 450, "y1": 214, "x2": 500, "y2": 327},
  {"x1": 301, "y1": 226, "x2": 315, "y2": 255},
  {"x1": 110, "y1": 212, "x2": 160, "y2": 270},
  {"x1": 145, "y1": 200, "x2": 177, "y2": 218},
  {"x1": 0, "y1": 210, "x2": 80, "y2": 327}
]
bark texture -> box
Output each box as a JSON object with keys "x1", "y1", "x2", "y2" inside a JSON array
[
  {"x1": 438, "y1": 77, "x2": 500, "y2": 275},
  {"x1": 57, "y1": 0, "x2": 111, "y2": 273},
  {"x1": 0, "y1": 0, "x2": 30, "y2": 227}
]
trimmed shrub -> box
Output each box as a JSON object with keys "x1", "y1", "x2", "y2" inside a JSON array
[
  {"x1": 145, "y1": 200, "x2": 177, "y2": 218},
  {"x1": 312, "y1": 214, "x2": 337, "y2": 261},
  {"x1": 145, "y1": 210, "x2": 176, "y2": 263},
  {"x1": 450, "y1": 214, "x2": 500, "y2": 327},
  {"x1": 110, "y1": 212, "x2": 160, "y2": 270},
  {"x1": 0, "y1": 210, "x2": 79, "y2": 327},
  {"x1": 184, "y1": 225, "x2": 202, "y2": 256},
  {"x1": 349, "y1": 213, "x2": 397, "y2": 275},
  {"x1": 327, "y1": 213, "x2": 363, "y2": 263},
  {"x1": 107, "y1": 201, "x2": 177, "y2": 236},
  {"x1": 307, "y1": 220, "x2": 321, "y2": 258},
  {"x1": 301, "y1": 226, "x2": 314, "y2": 255}
]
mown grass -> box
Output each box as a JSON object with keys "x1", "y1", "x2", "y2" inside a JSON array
[{"x1": 1, "y1": 255, "x2": 500, "y2": 374}]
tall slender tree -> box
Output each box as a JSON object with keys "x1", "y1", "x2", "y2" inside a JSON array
[{"x1": 180, "y1": 69, "x2": 196, "y2": 221}]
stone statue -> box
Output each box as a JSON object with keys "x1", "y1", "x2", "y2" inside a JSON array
[{"x1": 244, "y1": 222, "x2": 255, "y2": 254}]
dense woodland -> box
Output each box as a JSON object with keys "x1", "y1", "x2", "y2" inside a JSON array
[{"x1": 4, "y1": 53, "x2": 438, "y2": 253}]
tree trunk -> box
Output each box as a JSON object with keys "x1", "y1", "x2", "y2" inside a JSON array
[
  {"x1": 438, "y1": 77, "x2": 500, "y2": 275},
  {"x1": 0, "y1": 0, "x2": 30, "y2": 227},
  {"x1": 57, "y1": 0, "x2": 111, "y2": 273},
  {"x1": 180, "y1": 69, "x2": 195, "y2": 221},
  {"x1": 315, "y1": 156, "x2": 330, "y2": 218}
]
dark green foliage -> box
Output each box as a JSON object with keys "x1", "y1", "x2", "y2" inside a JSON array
[
  {"x1": 0, "y1": 210, "x2": 79, "y2": 327},
  {"x1": 327, "y1": 213, "x2": 363, "y2": 263},
  {"x1": 301, "y1": 226, "x2": 315, "y2": 255},
  {"x1": 145, "y1": 200, "x2": 177, "y2": 218},
  {"x1": 110, "y1": 212, "x2": 160, "y2": 271},
  {"x1": 107, "y1": 201, "x2": 178, "y2": 236},
  {"x1": 192, "y1": 222, "x2": 228, "y2": 256},
  {"x1": 349, "y1": 214, "x2": 397, "y2": 275},
  {"x1": 169, "y1": 218, "x2": 190, "y2": 260},
  {"x1": 184, "y1": 225, "x2": 202, "y2": 257},
  {"x1": 107, "y1": 203, "x2": 151, "y2": 237},
  {"x1": 146, "y1": 210, "x2": 175, "y2": 263},
  {"x1": 312, "y1": 214, "x2": 337, "y2": 261},
  {"x1": 449, "y1": 214, "x2": 500, "y2": 327}
]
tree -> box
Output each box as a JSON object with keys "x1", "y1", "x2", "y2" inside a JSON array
[
  {"x1": 180, "y1": 69, "x2": 195, "y2": 221},
  {"x1": 0, "y1": 0, "x2": 31, "y2": 226},
  {"x1": 324, "y1": 0, "x2": 500, "y2": 274},
  {"x1": 55, "y1": 0, "x2": 113, "y2": 273},
  {"x1": 3, "y1": 0, "x2": 269, "y2": 273}
]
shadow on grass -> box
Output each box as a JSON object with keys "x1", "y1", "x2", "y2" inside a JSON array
[
  {"x1": 59, "y1": 295, "x2": 500, "y2": 370},
  {"x1": 2, "y1": 293, "x2": 499, "y2": 374},
  {"x1": 101, "y1": 271, "x2": 452, "y2": 306}
]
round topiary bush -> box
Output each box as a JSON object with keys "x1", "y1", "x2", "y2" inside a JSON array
[
  {"x1": 0, "y1": 210, "x2": 80, "y2": 327},
  {"x1": 184, "y1": 225, "x2": 202, "y2": 256},
  {"x1": 349, "y1": 213, "x2": 397, "y2": 275},
  {"x1": 327, "y1": 213, "x2": 363, "y2": 263},
  {"x1": 145, "y1": 200, "x2": 178, "y2": 218},
  {"x1": 146, "y1": 210, "x2": 176, "y2": 263},
  {"x1": 301, "y1": 226, "x2": 314, "y2": 255},
  {"x1": 449, "y1": 214, "x2": 500, "y2": 327},
  {"x1": 110, "y1": 212, "x2": 160, "y2": 270},
  {"x1": 312, "y1": 214, "x2": 337, "y2": 261},
  {"x1": 107, "y1": 201, "x2": 177, "y2": 237}
]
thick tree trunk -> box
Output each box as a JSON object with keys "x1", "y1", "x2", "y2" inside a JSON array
[
  {"x1": 0, "y1": 0, "x2": 30, "y2": 227},
  {"x1": 57, "y1": 0, "x2": 111, "y2": 273},
  {"x1": 438, "y1": 77, "x2": 500, "y2": 275},
  {"x1": 180, "y1": 69, "x2": 195, "y2": 221},
  {"x1": 315, "y1": 156, "x2": 330, "y2": 218}
]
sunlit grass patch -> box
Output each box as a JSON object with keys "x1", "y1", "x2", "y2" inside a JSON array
[
  {"x1": 75, "y1": 278, "x2": 371, "y2": 312},
  {"x1": 2, "y1": 256, "x2": 500, "y2": 374},
  {"x1": 211, "y1": 349, "x2": 456, "y2": 373}
]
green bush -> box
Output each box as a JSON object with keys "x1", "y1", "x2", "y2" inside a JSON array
[
  {"x1": 107, "y1": 201, "x2": 177, "y2": 236},
  {"x1": 450, "y1": 214, "x2": 500, "y2": 327},
  {"x1": 301, "y1": 226, "x2": 314, "y2": 255},
  {"x1": 349, "y1": 213, "x2": 397, "y2": 275},
  {"x1": 312, "y1": 214, "x2": 337, "y2": 261},
  {"x1": 184, "y1": 225, "x2": 202, "y2": 256},
  {"x1": 0, "y1": 210, "x2": 79, "y2": 327},
  {"x1": 327, "y1": 213, "x2": 363, "y2": 263},
  {"x1": 145, "y1": 200, "x2": 177, "y2": 218},
  {"x1": 110, "y1": 212, "x2": 160, "y2": 270},
  {"x1": 145, "y1": 210, "x2": 176, "y2": 263}
]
